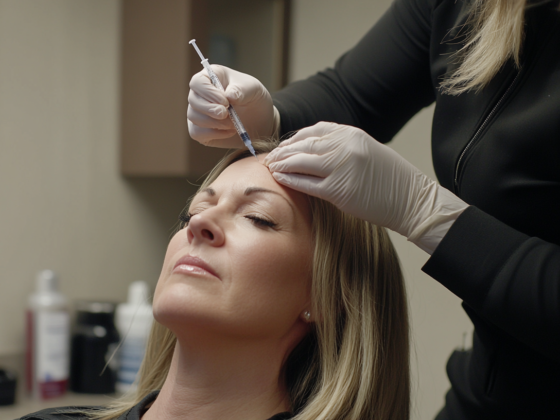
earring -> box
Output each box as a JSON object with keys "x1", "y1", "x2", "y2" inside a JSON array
[{"x1": 303, "y1": 311, "x2": 311, "y2": 321}]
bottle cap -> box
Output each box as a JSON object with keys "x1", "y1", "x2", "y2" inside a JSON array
[
  {"x1": 75, "y1": 301, "x2": 115, "y2": 314},
  {"x1": 128, "y1": 281, "x2": 149, "y2": 305},
  {"x1": 116, "y1": 281, "x2": 153, "y2": 337},
  {"x1": 75, "y1": 301, "x2": 117, "y2": 327},
  {"x1": 36, "y1": 269, "x2": 58, "y2": 294}
]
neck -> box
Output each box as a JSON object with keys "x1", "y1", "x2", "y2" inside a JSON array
[{"x1": 142, "y1": 334, "x2": 291, "y2": 420}]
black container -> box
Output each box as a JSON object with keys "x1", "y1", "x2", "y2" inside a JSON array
[
  {"x1": 0, "y1": 368, "x2": 16, "y2": 406},
  {"x1": 70, "y1": 301, "x2": 119, "y2": 394}
]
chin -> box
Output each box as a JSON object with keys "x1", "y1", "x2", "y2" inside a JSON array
[
  {"x1": 154, "y1": 273, "x2": 219, "y2": 317},
  {"x1": 152, "y1": 291, "x2": 225, "y2": 339}
]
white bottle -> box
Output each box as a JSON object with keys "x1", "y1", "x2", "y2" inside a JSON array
[
  {"x1": 115, "y1": 281, "x2": 153, "y2": 393},
  {"x1": 25, "y1": 270, "x2": 70, "y2": 399}
]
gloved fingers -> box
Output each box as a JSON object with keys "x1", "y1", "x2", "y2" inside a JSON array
[
  {"x1": 188, "y1": 119, "x2": 237, "y2": 144},
  {"x1": 213, "y1": 65, "x2": 267, "y2": 106},
  {"x1": 279, "y1": 121, "x2": 342, "y2": 147},
  {"x1": 264, "y1": 137, "x2": 320, "y2": 165},
  {"x1": 271, "y1": 172, "x2": 325, "y2": 199},
  {"x1": 264, "y1": 132, "x2": 341, "y2": 166},
  {"x1": 224, "y1": 83, "x2": 245, "y2": 105},
  {"x1": 189, "y1": 70, "x2": 230, "y2": 107},
  {"x1": 189, "y1": 65, "x2": 275, "y2": 147},
  {"x1": 268, "y1": 153, "x2": 334, "y2": 179},
  {"x1": 188, "y1": 89, "x2": 230, "y2": 121},
  {"x1": 187, "y1": 103, "x2": 233, "y2": 131},
  {"x1": 265, "y1": 122, "x2": 345, "y2": 165},
  {"x1": 224, "y1": 79, "x2": 270, "y2": 106}
]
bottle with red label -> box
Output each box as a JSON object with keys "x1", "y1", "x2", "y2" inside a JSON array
[{"x1": 26, "y1": 270, "x2": 70, "y2": 399}]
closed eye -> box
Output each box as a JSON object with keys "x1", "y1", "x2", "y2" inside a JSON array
[
  {"x1": 179, "y1": 211, "x2": 277, "y2": 230},
  {"x1": 245, "y1": 215, "x2": 277, "y2": 229},
  {"x1": 178, "y1": 212, "x2": 195, "y2": 229}
]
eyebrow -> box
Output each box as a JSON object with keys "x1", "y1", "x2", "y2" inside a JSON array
[
  {"x1": 244, "y1": 187, "x2": 295, "y2": 212},
  {"x1": 201, "y1": 187, "x2": 216, "y2": 196},
  {"x1": 244, "y1": 187, "x2": 286, "y2": 199},
  {"x1": 198, "y1": 186, "x2": 295, "y2": 212}
]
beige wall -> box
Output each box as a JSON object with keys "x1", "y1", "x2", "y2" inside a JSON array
[
  {"x1": 290, "y1": 1, "x2": 473, "y2": 419},
  {"x1": 0, "y1": 0, "x2": 192, "y2": 356}
]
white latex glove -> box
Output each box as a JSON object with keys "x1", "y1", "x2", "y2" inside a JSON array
[
  {"x1": 187, "y1": 65, "x2": 280, "y2": 148},
  {"x1": 264, "y1": 122, "x2": 468, "y2": 254}
]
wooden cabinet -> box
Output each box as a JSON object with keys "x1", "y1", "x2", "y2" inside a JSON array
[{"x1": 120, "y1": 0, "x2": 291, "y2": 178}]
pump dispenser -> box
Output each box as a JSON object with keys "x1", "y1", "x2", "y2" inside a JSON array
[
  {"x1": 115, "y1": 281, "x2": 153, "y2": 392},
  {"x1": 25, "y1": 270, "x2": 70, "y2": 399}
]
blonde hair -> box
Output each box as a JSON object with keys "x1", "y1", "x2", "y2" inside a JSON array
[
  {"x1": 440, "y1": 0, "x2": 527, "y2": 95},
  {"x1": 86, "y1": 141, "x2": 410, "y2": 420}
]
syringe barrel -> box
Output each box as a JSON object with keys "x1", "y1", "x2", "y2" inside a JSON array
[
  {"x1": 201, "y1": 59, "x2": 225, "y2": 91},
  {"x1": 226, "y1": 105, "x2": 248, "y2": 137}
]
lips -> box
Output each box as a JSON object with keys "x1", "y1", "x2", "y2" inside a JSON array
[{"x1": 173, "y1": 255, "x2": 220, "y2": 279}]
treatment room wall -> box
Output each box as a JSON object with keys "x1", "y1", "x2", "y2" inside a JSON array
[
  {"x1": 0, "y1": 0, "x2": 192, "y2": 362},
  {"x1": 289, "y1": 1, "x2": 474, "y2": 419}
]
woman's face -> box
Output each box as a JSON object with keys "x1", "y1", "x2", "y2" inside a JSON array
[{"x1": 153, "y1": 154, "x2": 314, "y2": 342}]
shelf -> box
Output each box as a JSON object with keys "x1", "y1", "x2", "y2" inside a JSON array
[{"x1": 120, "y1": 0, "x2": 291, "y2": 178}]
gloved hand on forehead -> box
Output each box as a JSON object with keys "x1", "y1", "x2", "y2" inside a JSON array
[
  {"x1": 188, "y1": 65, "x2": 279, "y2": 148},
  {"x1": 264, "y1": 122, "x2": 468, "y2": 254}
]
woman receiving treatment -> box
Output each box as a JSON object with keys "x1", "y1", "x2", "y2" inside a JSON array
[{"x1": 20, "y1": 142, "x2": 411, "y2": 420}]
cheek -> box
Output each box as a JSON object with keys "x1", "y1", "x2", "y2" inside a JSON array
[{"x1": 226, "y1": 231, "x2": 313, "y2": 322}]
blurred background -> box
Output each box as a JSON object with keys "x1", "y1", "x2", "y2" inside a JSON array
[{"x1": 0, "y1": 0, "x2": 472, "y2": 419}]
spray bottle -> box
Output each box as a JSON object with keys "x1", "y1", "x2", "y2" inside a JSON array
[
  {"x1": 25, "y1": 270, "x2": 70, "y2": 399},
  {"x1": 115, "y1": 281, "x2": 153, "y2": 392}
]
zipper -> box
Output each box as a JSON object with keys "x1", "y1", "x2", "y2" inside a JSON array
[{"x1": 453, "y1": 67, "x2": 524, "y2": 194}]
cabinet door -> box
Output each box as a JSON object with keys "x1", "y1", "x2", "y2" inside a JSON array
[{"x1": 120, "y1": 0, "x2": 291, "y2": 178}]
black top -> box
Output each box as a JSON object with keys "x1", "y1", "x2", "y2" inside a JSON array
[
  {"x1": 273, "y1": 0, "x2": 560, "y2": 419},
  {"x1": 17, "y1": 391, "x2": 293, "y2": 420}
]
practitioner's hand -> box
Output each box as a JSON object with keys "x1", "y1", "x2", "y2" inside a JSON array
[
  {"x1": 188, "y1": 65, "x2": 279, "y2": 148},
  {"x1": 264, "y1": 122, "x2": 468, "y2": 253}
]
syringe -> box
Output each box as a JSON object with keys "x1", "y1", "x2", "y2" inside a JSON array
[{"x1": 189, "y1": 39, "x2": 257, "y2": 158}]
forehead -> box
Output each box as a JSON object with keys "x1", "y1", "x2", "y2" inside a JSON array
[
  {"x1": 198, "y1": 155, "x2": 311, "y2": 217},
  {"x1": 212, "y1": 155, "x2": 280, "y2": 191}
]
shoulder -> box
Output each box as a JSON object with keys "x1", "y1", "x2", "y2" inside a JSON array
[
  {"x1": 18, "y1": 405, "x2": 103, "y2": 419},
  {"x1": 388, "y1": 0, "x2": 463, "y2": 38}
]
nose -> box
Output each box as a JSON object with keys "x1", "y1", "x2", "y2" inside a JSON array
[{"x1": 186, "y1": 211, "x2": 225, "y2": 247}]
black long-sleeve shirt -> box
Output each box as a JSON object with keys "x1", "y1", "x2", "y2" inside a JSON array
[{"x1": 273, "y1": 0, "x2": 560, "y2": 419}]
